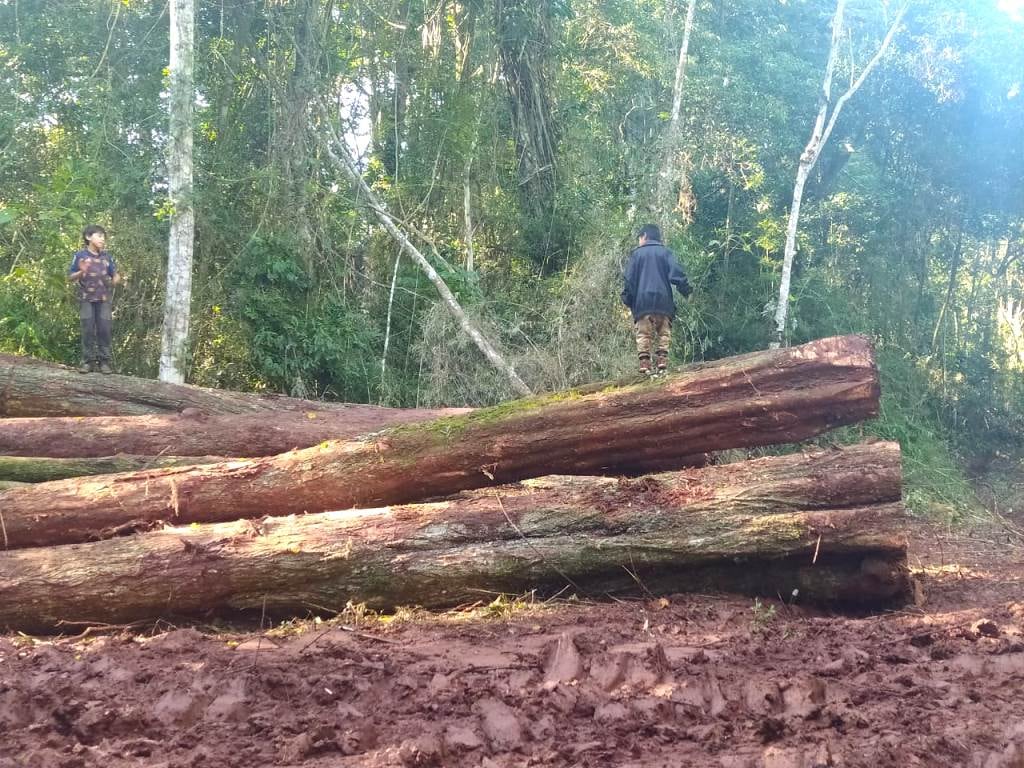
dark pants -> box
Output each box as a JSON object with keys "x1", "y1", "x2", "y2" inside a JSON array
[{"x1": 79, "y1": 299, "x2": 112, "y2": 364}]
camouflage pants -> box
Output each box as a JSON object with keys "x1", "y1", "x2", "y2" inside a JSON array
[{"x1": 634, "y1": 313, "x2": 671, "y2": 358}]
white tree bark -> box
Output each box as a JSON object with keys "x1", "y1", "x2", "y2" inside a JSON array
[
  {"x1": 322, "y1": 120, "x2": 533, "y2": 398},
  {"x1": 380, "y1": 251, "x2": 401, "y2": 383},
  {"x1": 771, "y1": 0, "x2": 907, "y2": 348},
  {"x1": 160, "y1": 0, "x2": 195, "y2": 383},
  {"x1": 655, "y1": 0, "x2": 698, "y2": 226}
]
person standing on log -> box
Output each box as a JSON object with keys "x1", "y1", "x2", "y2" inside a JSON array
[
  {"x1": 621, "y1": 223, "x2": 691, "y2": 374},
  {"x1": 68, "y1": 225, "x2": 121, "y2": 374}
]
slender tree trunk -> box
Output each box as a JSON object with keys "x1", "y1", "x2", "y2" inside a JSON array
[
  {"x1": 463, "y1": 154, "x2": 476, "y2": 271},
  {"x1": 0, "y1": 335, "x2": 880, "y2": 550},
  {"x1": 321, "y1": 118, "x2": 533, "y2": 397},
  {"x1": 931, "y1": 223, "x2": 965, "y2": 353},
  {"x1": 655, "y1": 0, "x2": 698, "y2": 229},
  {"x1": 495, "y1": 0, "x2": 558, "y2": 215},
  {"x1": 0, "y1": 443, "x2": 909, "y2": 632},
  {"x1": 160, "y1": 0, "x2": 195, "y2": 383},
  {"x1": 380, "y1": 251, "x2": 402, "y2": 385},
  {"x1": 771, "y1": 0, "x2": 906, "y2": 347},
  {"x1": 270, "y1": 0, "x2": 318, "y2": 267},
  {"x1": 772, "y1": 0, "x2": 845, "y2": 348}
]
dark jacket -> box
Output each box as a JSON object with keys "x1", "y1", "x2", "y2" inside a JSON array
[{"x1": 621, "y1": 241, "x2": 691, "y2": 321}]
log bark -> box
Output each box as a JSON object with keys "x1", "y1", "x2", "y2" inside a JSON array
[
  {"x1": 0, "y1": 353, "x2": 470, "y2": 419},
  {"x1": 0, "y1": 335, "x2": 880, "y2": 550},
  {"x1": 0, "y1": 408, "x2": 466, "y2": 459},
  {"x1": 0, "y1": 454, "x2": 228, "y2": 483},
  {"x1": 0, "y1": 444, "x2": 908, "y2": 632}
]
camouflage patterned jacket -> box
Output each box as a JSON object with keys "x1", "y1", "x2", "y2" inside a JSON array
[{"x1": 69, "y1": 249, "x2": 117, "y2": 303}]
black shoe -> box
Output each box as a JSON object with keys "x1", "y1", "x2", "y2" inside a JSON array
[
  {"x1": 77, "y1": 362, "x2": 94, "y2": 374},
  {"x1": 98, "y1": 362, "x2": 114, "y2": 375},
  {"x1": 638, "y1": 355, "x2": 652, "y2": 375}
]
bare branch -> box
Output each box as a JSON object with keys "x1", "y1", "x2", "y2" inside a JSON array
[{"x1": 319, "y1": 108, "x2": 532, "y2": 398}]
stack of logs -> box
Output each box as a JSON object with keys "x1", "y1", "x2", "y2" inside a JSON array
[{"x1": 0, "y1": 336, "x2": 910, "y2": 634}]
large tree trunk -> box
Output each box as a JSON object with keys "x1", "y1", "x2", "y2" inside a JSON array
[
  {"x1": 0, "y1": 335, "x2": 880, "y2": 550},
  {"x1": 0, "y1": 443, "x2": 908, "y2": 632},
  {"x1": 160, "y1": 0, "x2": 196, "y2": 383},
  {"x1": 0, "y1": 354, "x2": 470, "y2": 418},
  {"x1": 0, "y1": 407, "x2": 468, "y2": 459},
  {"x1": 0, "y1": 454, "x2": 228, "y2": 483}
]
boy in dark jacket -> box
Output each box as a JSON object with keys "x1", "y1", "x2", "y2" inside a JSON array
[
  {"x1": 621, "y1": 224, "x2": 691, "y2": 374},
  {"x1": 68, "y1": 224, "x2": 121, "y2": 374}
]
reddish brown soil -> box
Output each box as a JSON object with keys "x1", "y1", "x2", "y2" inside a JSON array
[{"x1": 1, "y1": 519, "x2": 1022, "y2": 768}]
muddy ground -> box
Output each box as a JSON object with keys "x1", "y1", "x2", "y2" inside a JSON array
[{"x1": 2, "y1": 517, "x2": 1022, "y2": 768}]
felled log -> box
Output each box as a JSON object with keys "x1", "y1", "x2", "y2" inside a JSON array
[
  {"x1": 0, "y1": 408, "x2": 465, "y2": 459},
  {"x1": 0, "y1": 454, "x2": 229, "y2": 483},
  {"x1": 0, "y1": 353, "x2": 468, "y2": 419},
  {"x1": 0, "y1": 444, "x2": 908, "y2": 632},
  {"x1": 0, "y1": 335, "x2": 880, "y2": 550}
]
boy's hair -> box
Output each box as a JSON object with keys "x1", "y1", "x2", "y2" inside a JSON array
[
  {"x1": 82, "y1": 224, "x2": 106, "y2": 244},
  {"x1": 638, "y1": 224, "x2": 662, "y2": 242}
]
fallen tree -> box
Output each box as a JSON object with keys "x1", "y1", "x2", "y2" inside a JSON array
[
  {"x1": 0, "y1": 353, "x2": 468, "y2": 419},
  {"x1": 0, "y1": 335, "x2": 879, "y2": 548},
  {"x1": 0, "y1": 336, "x2": 881, "y2": 550},
  {"x1": 0, "y1": 454, "x2": 228, "y2": 483},
  {"x1": 0, "y1": 443, "x2": 908, "y2": 632},
  {"x1": 0, "y1": 408, "x2": 464, "y2": 459}
]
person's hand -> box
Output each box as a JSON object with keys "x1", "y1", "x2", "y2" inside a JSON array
[
  {"x1": 112, "y1": 273, "x2": 122, "y2": 286},
  {"x1": 80, "y1": 256, "x2": 94, "y2": 271}
]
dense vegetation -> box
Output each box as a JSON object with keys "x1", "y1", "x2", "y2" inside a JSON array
[{"x1": 1, "y1": 0, "x2": 1022, "y2": 514}]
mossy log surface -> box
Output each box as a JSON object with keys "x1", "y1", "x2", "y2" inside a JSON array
[
  {"x1": 0, "y1": 335, "x2": 881, "y2": 550},
  {"x1": 0, "y1": 408, "x2": 464, "y2": 459},
  {"x1": 0, "y1": 353, "x2": 469, "y2": 419},
  {"x1": 0, "y1": 455, "x2": 230, "y2": 483},
  {"x1": 0, "y1": 443, "x2": 907, "y2": 632}
]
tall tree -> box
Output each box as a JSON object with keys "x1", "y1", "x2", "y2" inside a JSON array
[
  {"x1": 654, "y1": 0, "x2": 698, "y2": 231},
  {"x1": 770, "y1": 0, "x2": 907, "y2": 348},
  {"x1": 160, "y1": 0, "x2": 195, "y2": 383}
]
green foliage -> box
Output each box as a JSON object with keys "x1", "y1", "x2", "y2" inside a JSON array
[
  {"x1": 0, "y1": 260, "x2": 77, "y2": 360},
  {"x1": 826, "y1": 347, "x2": 981, "y2": 520},
  {"x1": 227, "y1": 236, "x2": 381, "y2": 401}
]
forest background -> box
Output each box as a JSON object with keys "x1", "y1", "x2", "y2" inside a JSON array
[{"x1": 1, "y1": 0, "x2": 1022, "y2": 518}]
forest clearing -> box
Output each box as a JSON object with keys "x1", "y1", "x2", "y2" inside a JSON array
[{"x1": 1, "y1": 343, "x2": 1022, "y2": 767}]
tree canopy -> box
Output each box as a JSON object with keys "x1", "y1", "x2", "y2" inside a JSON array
[{"x1": 1, "y1": 0, "x2": 1022, "y2": 509}]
